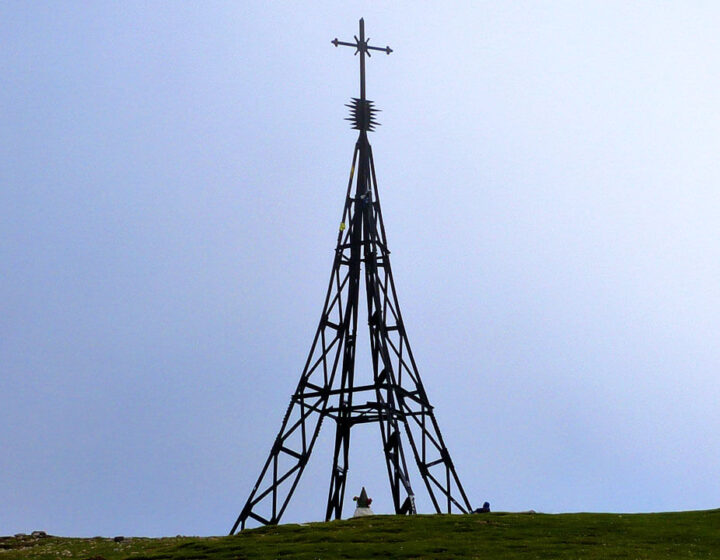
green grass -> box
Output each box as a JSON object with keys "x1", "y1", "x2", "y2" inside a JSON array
[{"x1": 3, "y1": 510, "x2": 720, "y2": 559}]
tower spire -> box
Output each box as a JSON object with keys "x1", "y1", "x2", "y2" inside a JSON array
[
  {"x1": 230, "y1": 20, "x2": 471, "y2": 534},
  {"x1": 333, "y1": 18, "x2": 390, "y2": 133}
]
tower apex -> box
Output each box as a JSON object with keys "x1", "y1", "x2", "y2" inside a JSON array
[{"x1": 331, "y1": 18, "x2": 392, "y2": 102}]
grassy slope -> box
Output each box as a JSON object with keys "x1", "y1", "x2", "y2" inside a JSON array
[{"x1": 2, "y1": 510, "x2": 719, "y2": 559}]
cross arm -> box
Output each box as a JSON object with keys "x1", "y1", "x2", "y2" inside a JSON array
[
  {"x1": 367, "y1": 44, "x2": 393, "y2": 55},
  {"x1": 332, "y1": 37, "x2": 392, "y2": 55}
]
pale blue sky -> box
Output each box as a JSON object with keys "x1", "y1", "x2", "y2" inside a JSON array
[{"x1": 2, "y1": 1, "x2": 720, "y2": 537}]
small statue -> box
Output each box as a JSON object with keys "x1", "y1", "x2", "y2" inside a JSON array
[{"x1": 352, "y1": 487, "x2": 374, "y2": 517}]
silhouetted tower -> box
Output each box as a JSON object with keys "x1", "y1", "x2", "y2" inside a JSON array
[{"x1": 230, "y1": 19, "x2": 472, "y2": 533}]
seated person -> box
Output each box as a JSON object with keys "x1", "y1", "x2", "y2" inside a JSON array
[{"x1": 473, "y1": 502, "x2": 490, "y2": 513}]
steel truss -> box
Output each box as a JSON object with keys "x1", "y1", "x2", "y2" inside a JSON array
[{"x1": 230, "y1": 19, "x2": 471, "y2": 534}]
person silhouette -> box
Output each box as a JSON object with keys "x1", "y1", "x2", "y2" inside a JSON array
[{"x1": 473, "y1": 502, "x2": 490, "y2": 513}]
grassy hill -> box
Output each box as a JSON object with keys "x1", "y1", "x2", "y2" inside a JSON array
[{"x1": 2, "y1": 510, "x2": 719, "y2": 559}]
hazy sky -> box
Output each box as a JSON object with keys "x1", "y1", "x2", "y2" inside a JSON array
[{"x1": 3, "y1": 1, "x2": 720, "y2": 537}]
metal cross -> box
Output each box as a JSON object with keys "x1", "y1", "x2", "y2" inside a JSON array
[{"x1": 332, "y1": 18, "x2": 392, "y2": 101}]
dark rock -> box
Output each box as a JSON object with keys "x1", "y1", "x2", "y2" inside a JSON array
[
  {"x1": 31, "y1": 531, "x2": 47, "y2": 538},
  {"x1": 113, "y1": 536, "x2": 124, "y2": 542}
]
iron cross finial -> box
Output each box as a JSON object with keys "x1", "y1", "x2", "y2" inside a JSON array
[{"x1": 332, "y1": 18, "x2": 392, "y2": 101}]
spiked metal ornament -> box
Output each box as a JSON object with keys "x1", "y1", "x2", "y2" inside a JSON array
[
  {"x1": 229, "y1": 18, "x2": 472, "y2": 534},
  {"x1": 346, "y1": 98, "x2": 380, "y2": 131}
]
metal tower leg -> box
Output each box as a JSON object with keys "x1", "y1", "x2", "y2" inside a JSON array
[{"x1": 229, "y1": 145, "x2": 362, "y2": 533}]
